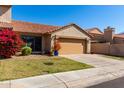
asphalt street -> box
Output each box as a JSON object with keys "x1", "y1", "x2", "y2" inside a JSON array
[{"x1": 88, "y1": 76, "x2": 124, "y2": 88}]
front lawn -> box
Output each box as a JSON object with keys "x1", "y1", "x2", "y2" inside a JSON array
[
  {"x1": 101, "y1": 55, "x2": 124, "y2": 60},
  {"x1": 0, "y1": 55, "x2": 93, "y2": 81}
]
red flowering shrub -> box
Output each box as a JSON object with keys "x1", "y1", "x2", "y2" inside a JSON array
[{"x1": 0, "y1": 29, "x2": 24, "y2": 58}]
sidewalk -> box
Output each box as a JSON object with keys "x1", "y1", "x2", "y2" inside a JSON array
[{"x1": 1, "y1": 54, "x2": 124, "y2": 88}]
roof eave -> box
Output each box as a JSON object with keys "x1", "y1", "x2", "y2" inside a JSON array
[{"x1": 47, "y1": 23, "x2": 92, "y2": 38}]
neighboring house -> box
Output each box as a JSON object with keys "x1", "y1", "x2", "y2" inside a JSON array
[
  {"x1": 86, "y1": 27, "x2": 124, "y2": 44},
  {"x1": 113, "y1": 34, "x2": 124, "y2": 44},
  {"x1": 0, "y1": 5, "x2": 92, "y2": 55},
  {"x1": 86, "y1": 27, "x2": 124, "y2": 56},
  {"x1": 86, "y1": 28, "x2": 104, "y2": 43}
]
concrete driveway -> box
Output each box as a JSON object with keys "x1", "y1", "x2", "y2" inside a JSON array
[{"x1": 60, "y1": 54, "x2": 123, "y2": 67}]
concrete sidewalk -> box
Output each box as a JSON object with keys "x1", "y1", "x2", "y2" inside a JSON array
[{"x1": 0, "y1": 54, "x2": 124, "y2": 88}]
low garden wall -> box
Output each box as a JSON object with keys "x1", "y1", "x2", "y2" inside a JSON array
[{"x1": 91, "y1": 43, "x2": 124, "y2": 56}]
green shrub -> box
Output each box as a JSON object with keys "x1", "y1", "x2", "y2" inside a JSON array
[{"x1": 21, "y1": 46, "x2": 32, "y2": 56}]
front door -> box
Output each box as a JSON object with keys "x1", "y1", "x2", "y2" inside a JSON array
[{"x1": 21, "y1": 35, "x2": 42, "y2": 52}]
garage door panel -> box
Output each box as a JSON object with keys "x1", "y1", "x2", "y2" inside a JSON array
[{"x1": 59, "y1": 38, "x2": 86, "y2": 54}]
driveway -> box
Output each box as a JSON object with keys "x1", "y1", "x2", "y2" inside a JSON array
[{"x1": 60, "y1": 54, "x2": 123, "y2": 67}]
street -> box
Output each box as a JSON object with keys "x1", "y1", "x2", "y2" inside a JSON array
[{"x1": 88, "y1": 76, "x2": 124, "y2": 88}]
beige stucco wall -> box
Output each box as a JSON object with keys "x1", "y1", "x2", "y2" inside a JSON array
[
  {"x1": 91, "y1": 43, "x2": 124, "y2": 56},
  {"x1": 110, "y1": 44, "x2": 124, "y2": 56},
  {"x1": 52, "y1": 26, "x2": 90, "y2": 40},
  {"x1": 0, "y1": 6, "x2": 11, "y2": 23},
  {"x1": 91, "y1": 43, "x2": 110, "y2": 54},
  {"x1": 86, "y1": 39, "x2": 91, "y2": 53}
]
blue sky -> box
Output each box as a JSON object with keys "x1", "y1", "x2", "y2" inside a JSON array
[{"x1": 12, "y1": 5, "x2": 124, "y2": 34}]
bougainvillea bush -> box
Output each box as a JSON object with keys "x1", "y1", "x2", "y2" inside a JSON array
[{"x1": 0, "y1": 29, "x2": 24, "y2": 58}]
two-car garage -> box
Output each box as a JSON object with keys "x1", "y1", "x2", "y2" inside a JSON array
[
  {"x1": 59, "y1": 38, "x2": 86, "y2": 54},
  {"x1": 51, "y1": 24, "x2": 91, "y2": 55}
]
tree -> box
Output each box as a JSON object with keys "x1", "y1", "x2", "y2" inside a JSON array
[{"x1": 0, "y1": 29, "x2": 23, "y2": 58}]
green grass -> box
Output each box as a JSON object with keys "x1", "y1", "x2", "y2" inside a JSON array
[
  {"x1": 0, "y1": 56, "x2": 93, "y2": 81},
  {"x1": 102, "y1": 55, "x2": 124, "y2": 60}
]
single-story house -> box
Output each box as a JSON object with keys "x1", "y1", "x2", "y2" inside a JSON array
[{"x1": 0, "y1": 5, "x2": 92, "y2": 55}]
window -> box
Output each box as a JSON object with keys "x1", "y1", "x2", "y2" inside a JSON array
[{"x1": 21, "y1": 35, "x2": 42, "y2": 52}]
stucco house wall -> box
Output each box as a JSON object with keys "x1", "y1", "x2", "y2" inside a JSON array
[
  {"x1": 91, "y1": 43, "x2": 110, "y2": 54},
  {"x1": 110, "y1": 44, "x2": 124, "y2": 56},
  {"x1": 0, "y1": 5, "x2": 11, "y2": 23},
  {"x1": 52, "y1": 26, "x2": 90, "y2": 39}
]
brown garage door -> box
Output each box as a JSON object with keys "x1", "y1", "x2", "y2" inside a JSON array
[{"x1": 59, "y1": 38, "x2": 86, "y2": 54}]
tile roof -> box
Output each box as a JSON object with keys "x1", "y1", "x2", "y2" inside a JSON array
[
  {"x1": 0, "y1": 20, "x2": 92, "y2": 38},
  {"x1": 0, "y1": 22, "x2": 12, "y2": 28},
  {"x1": 86, "y1": 28, "x2": 124, "y2": 39},
  {"x1": 12, "y1": 20, "x2": 61, "y2": 34},
  {"x1": 114, "y1": 34, "x2": 124, "y2": 39},
  {"x1": 86, "y1": 28, "x2": 103, "y2": 35}
]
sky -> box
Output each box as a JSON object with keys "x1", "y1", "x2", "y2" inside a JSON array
[{"x1": 12, "y1": 5, "x2": 124, "y2": 34}]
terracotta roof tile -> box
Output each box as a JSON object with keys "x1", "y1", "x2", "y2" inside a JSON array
[
  {"x1": 0, "y1": 20, "x2": 92, "y2": 38},
  {"x1": 0, "y1": 22, "x2": 12, "y2": 28},
  {"x1": 12, "y1": 20, "x2": 61, "y2": 34},
  {"x1": 86, "y1": 28, "x2": 103, "y2": 35},
  {"x1": 114, "y1": 34, "x2": 124, "y2": 39}
]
